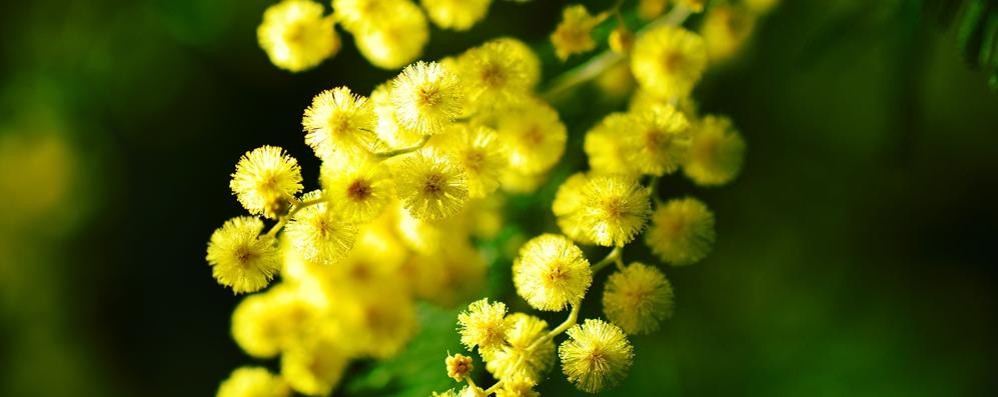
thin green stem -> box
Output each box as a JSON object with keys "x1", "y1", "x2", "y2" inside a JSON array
[
  {"x1": 591, "y1": 245, "x2": 623, "y2": 272},
  {"x1": 265, "y1": 197, "x2": 326, "y2": 238},
  {"x1": 374, "y1": 134, "x2": 430, "y2": 159},
  {"x1": 483, "y1": 380, "x2": 503, "y2": 395}
]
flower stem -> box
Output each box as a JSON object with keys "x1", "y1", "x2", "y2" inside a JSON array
[
  {"x1": 265, "y1": 197, "x2": 326, "y2": 238},
  {"x1": 375, "y1": 134, "x2": 430, "y2": 159},
  {"x1": 591, "y1": 245, "x2": 623, "y2": 272}
]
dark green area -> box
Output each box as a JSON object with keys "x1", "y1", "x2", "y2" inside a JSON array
[{"x1": 1, "y1": 0, "x2": 996, "y2": 396}]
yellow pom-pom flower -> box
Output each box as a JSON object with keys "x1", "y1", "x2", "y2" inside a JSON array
[
  {"x1": 583, "y1": 113, "x2": 638, "y2": 176},
  {"x1": 492, "y1": 37, "x2": 541, "y2": 89},
  {"x1": 512, "y1": 234, "x2": 592, "y2": 311},
  {"x1": 569, "y1": 175, "x2": 651, "y2": 247},
  {"x1": 284, "y1": 191, "x2": 358, "y2": 265},
  {"x1": 683, "y1": 115, "x2": 746, "y2": 186},
  {"x1": 551, "y1": 173, "x2": 596, "y2": 244},
  {"x1": 551, "y1": 5, "x2": 602, "y2": 60},
  {"x1": 371, "y1": 83, "x2": 425, "y2": 147},
  {"x1": 494, "y1": 375, "x2": 539, "y2": 397},
  {"x1": 391, "y1": 61, "x2": 464, "y2": 134},
  {"x1": 230, "y1": 146, "x2": 303, "y2": 219},
  {"x1": 445, "y1": 353, "x2": 474, "y2": 381},
  {"x1": 409, "y1": 240, "x2": 488, "y2": 307},
  {"x1": 321, "y1": 155, "x2": 394, "y2": 222},
  {"x1": 602, "y1": 262, "x2": 674, "y2": 335},
  {"x1": 431, "y1": 124, "x2": 505, "y2": 198},
  {"x1": 638, "y1": 0, "x2": 667, "y2": 20},
  {"x1": 336, "y1": 292, "x2": 417, "y2": 358},
  {"x1": 393, "y1": 151, "x2": 469, "y2": 220},
  {"x1": 645, "y1": 197, "x2": 716, "y2": 265},
  {"x1": 281, "y1": 328, "x2": 349, "y2": 396},
  {"x1": 631, "y1": 25, "x2": 707, "y2": 100},
  {"x1": 495, "y1": 99, "x2": 567, "y2": 174},
  {"x1": 559, "y1": 319, "x2": 634, "y2": 393},
  {"x1": 482, "y1": 313, "x2": 555, "y2": 382},
  {"x1": 206, "y1": 216, "x2": 281, "y2": 294},
  {"x1": 421, "y1": 0, "x2": 492, "y2": 31},
  {"x1": 457, "y1": 40, "x2": 531, "y2": 111},
  {"x1": 332, "y1": 0, "x2": 399, "y2": 33},
  {"x1": 231, "y1": 284, "x2": 322, "y2": 357},
  {"x1": 302, "y1": 87, "x2": 377, "y2": 160},
  {"x1": 457, "y1": 298, "x2": 509, "y2": 353},
  {"x1": 702, "y1": 5, "x2": 757, "y2": 63},
  {"x1": 624, "y1": 104, "x2": 692, "y2": 176},
  {"x1": 257, "y1": 0, "x2": 339, "y2": 72},
  {"x1": 353, "y1": 2, "x2": 430, "y2": 69},
  {"x1": 217, "y1": 366, "x2": 289, "y2": 397}
]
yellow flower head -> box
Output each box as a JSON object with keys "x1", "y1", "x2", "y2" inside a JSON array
[
  {"x1": 602, "y1": 262, "x2": 674, "y2": 335},
  {"x1": 625, "y1": 104, "x2": 692, "y2": 176},
  {"x1": 333, "y1": 0, "x2": 399, "y2": 32},
  {"x1": 230, "y1": 146, "x2": 303, "y2": 219},
  {"x1": 393, "y1": 151, "x2": 470, "y2": 220},
  {"x1": 353, "y1": 2, "x2": 430, "y2": 69},
  {"x1": 302, "y1": 87, "x2": 377, "y2": 160},
  {"x1": 445, "y1": 353, "x2": 474, "y2": 381},
  {"x1": 645, "y1": 197, "x2": 715, "y2": 265},
  {"x1": 206, "y1": 216, "x2": 280, "y2": 294},
  {"x1": 631, "y1": 25, "x2": 707, "y2": 99},
  {"x1": 371, "y1": 83, "x2": 425, "y2": 147},
  {"x1": 574, "y1": 175, "x2": 651, "y2": 247},
  {"x1": 551, "y1": 5, "x2": 602, "y2": 60},
  {"x1": 702, "y1": 5, "x2": 757, "y2": 62},
  {"x1": 512, "y1": 234, "x2": 592, "y2": 311},
  {"x1": 391, "y1": 61, "x2": 464, "y2": 134},
  {"x1": 321, "y1": 154, "x2": 394, "y2": 222},
  {"x1": 232, "y1": 284, "x2": 322, "y2": 355},
  {"x1": 494, "y1": 375, "x2": 539, "y2": 397},
  {"x1": 492, "y1": 37, "x2": 541, "y2": 89},
  {"x1": 551, "y1": 173, "x2": 595, "y2": 244},
  {"x1": 409, "y1": 239, "x2": 488, "y2": 307},
  {"x1": 217, "y1": 366, "x2": 289, "y2": 397},
  {"x1": 257, "y1": 0, "x2": 339, "y2": 72},
  {"x1": 482, "y1": 313, "x2": 555, "y2": 382},
  {"x1": 457, "y1": 298, "x2": 509, "y2": 353},
  {"x1": 584, "y1": 113, "x2": 639, "y2": 176},
  {"x1": 495, "y1": 99, "x2": 567, "y2": 174},
  {"x1": 638, "y1": 0, "x2": 667, "y2": 20},
  {"x1": 284, "y1": 191, "x2": 358, "y2": 265},
  {"x1": 559, "y1": 319, "x2": 634, "y2": 393},
  {"x1": 281, "y1": 328, "x2": 349, "y2": 396},
  {"x1": 431, "y1": 124, "x2": 506, "y2": 198},
  {"x1": 421, "y1": 0, "x2": 492, "y2": 31},
  {"x1": 683, "y1": 115, "x2": 746, "y2": 186},
  {"x1": 336, "y1": 292, "x2": 417, "y2": 358},
  {"x1": 457, "y1": 40, "x2": 531, "y2": 111}
]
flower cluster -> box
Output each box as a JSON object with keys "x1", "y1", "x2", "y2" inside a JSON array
[
  {"x1": 211, "y1": 0, "x2": 777, "y2": 396},
  {"x1": 208, "y1": 35, "x2": 571, "y2": 396},
  {"x1": 257, "y1": 0, "x2": 496, "y2": 71}
]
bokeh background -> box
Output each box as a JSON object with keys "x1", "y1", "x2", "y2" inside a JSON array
[{"x1": 1, "y1": 0, "x2": 996, "y2": 396}]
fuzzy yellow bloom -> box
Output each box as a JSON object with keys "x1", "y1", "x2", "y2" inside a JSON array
[
  {"x1": 332, "y1": 0, "x2": 402, "y2": 33},
  {"x1": 584, "y1": 113, "x2": 638, "y2": 176},
  {"x1": 302, "y1": 87, "x2": 377, "y2": 160},
  {"x1": 230, "y1": 146, "x2": 303, "y2": 219},
  {"x1": 551, "y1": 173, "x2": 596, "y2": 244},
  {"x1": 492, "y1": 37, "x2": 541, "y2": 89},
  {"x1": 284, "y1": 190, "x2": 358, "y2": 265},
  {"x1": 645, "y1": 197, "x2": 715, "y2": 265},
  {"x1": 281, "y1": 328, "x2": 349, "y2": 396},
  {"x1": 551, "y1": 5, "x2": 602, "y2": 60},
  {"x1": 231, "y1": 284, "x2": 322, "y2": 357},
  {"x1": 482, "y1": 313, "x2": 555, "y2": 382},
  {"x1": 421, "y1": 0, "x2": 492, "y2": 30},
  {"x1": 631, "y1": 25, "x2": 707, "y2": 100},
  {"x1": 495, "y1": 99, "x2": 567, "y2": 174},
  {"x1": 206, "y1": 217, "x2": 281, "y2": 294},
  {"x1": 257, "y1": 0, "x2": 339, "y2": 72},
  {"x1": 559, "y1": 319, "x2": 634, "y2": 393},
  {"x1": 431, "y1": 124, "x2": 505, "y2": 198},
  {"x1": 498, "y1": 168, "x2": 546, "y2": 194},
  {"x1": 602, "y1": 262, "x2": 674, "y2": 335},
  {"x1": 683, "y1": 115, "x2": 746, "y2": 186},
  {"x1": 494, "y1": 375, "x2": 538, "y2": 397},
  {"x1": 392, "y1": 61, "x2": 464, "y2": 134},
  {"x1": 445, "y1": 353, "x2": 474, "y2": 381},
  {"x1": 457, "y1": 298, "x2": 509, "y2": 353},
  {"x1": 370, "y1": 83, "x2": 425, "y2": 147},
  {"x1": 625, "y1": 104, "x2": 692, "y2": 176},
  {"x1": 513, "y1": 234, "x2": 592, "y2": 311},
  {"x1": 353, "y1": 2, "x2": 430, "y2": 69},
  {"x1": 393, "y1": 151, "x2": 469, "y2": 220},
  {"x1": 457, "y1": 40, "x2": 531, "y2": 111},
  {"x1": 217, "y1": 367, "x2": 289, "y2": 397},
  {"x1": 408, "y1": 240, "x2": 487, "y2": 307},
  {"x1": 564, "y1": 175, "x2": 651, "y2": 247},
  {"x1": 638, "y1": 0, "x2": 667, "y2": 20},
  {"x1": 336, "y1": 292, "x2": 417, "y2": 358},
  {"x1": 321, "y1": 155, "x2": 394, "y2": 222},
  {"x1": 702, "y1": 5, "x2": 757, "y2": 62}
]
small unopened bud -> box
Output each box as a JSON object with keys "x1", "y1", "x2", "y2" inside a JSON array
[
  {"x1": 446, "y1": 353, "x2": 474, "y2": 381},
  {"x1": 609, "y1": 26, "x2": 634, "y2": 54}
]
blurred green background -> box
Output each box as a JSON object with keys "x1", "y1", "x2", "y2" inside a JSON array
[{"x1": 1, "y1": 0, "x2": 996, "y2": 396}]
